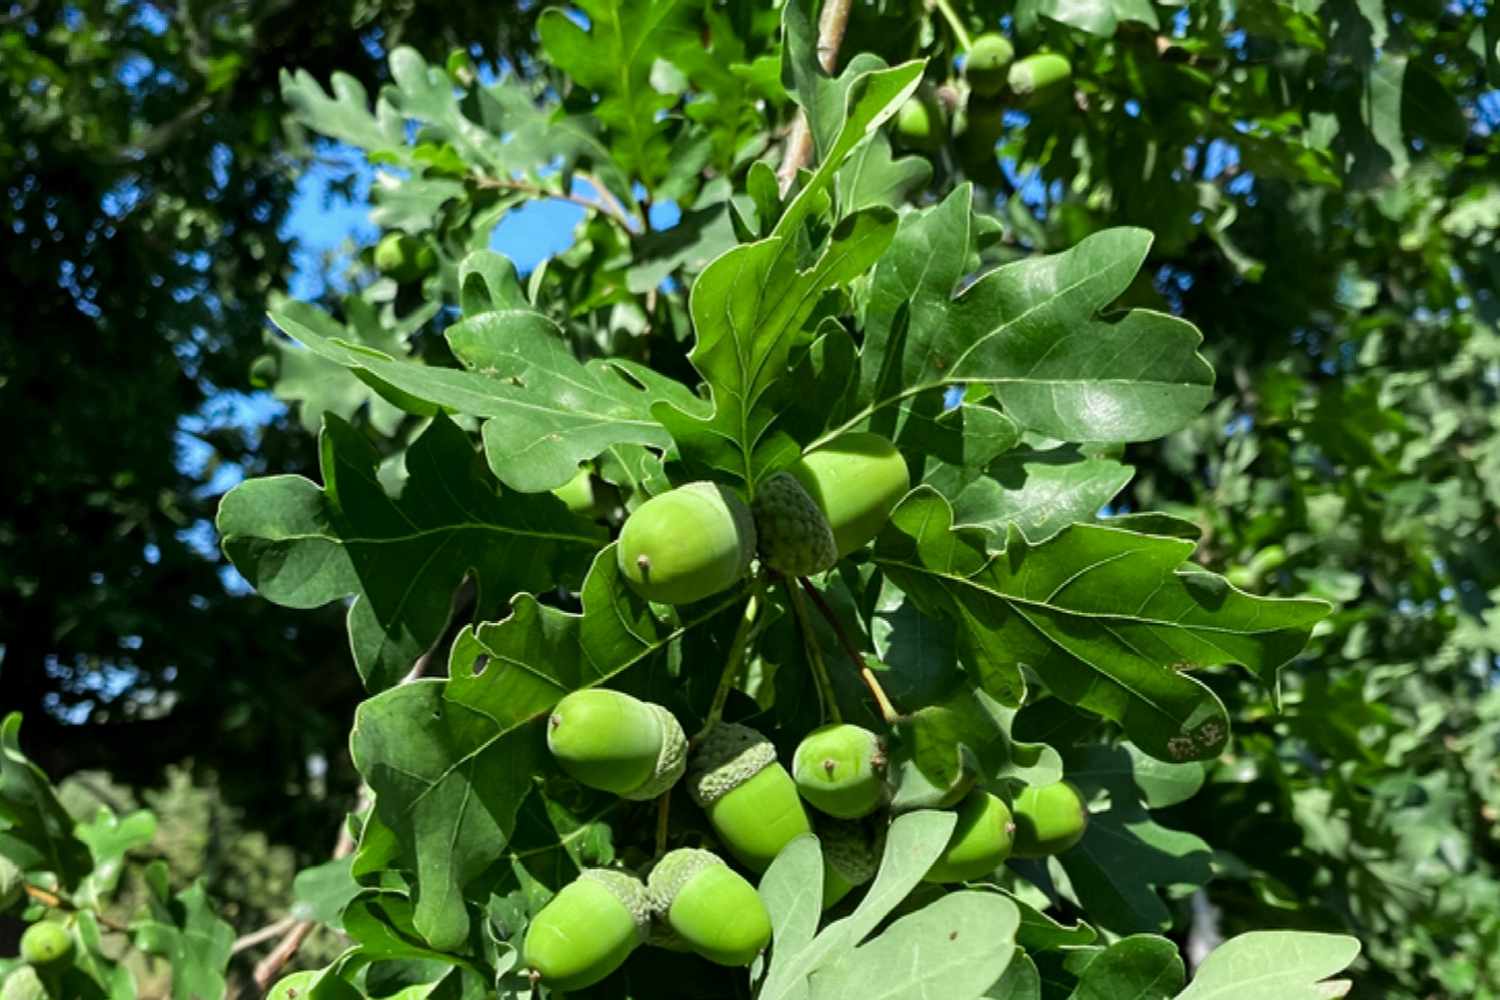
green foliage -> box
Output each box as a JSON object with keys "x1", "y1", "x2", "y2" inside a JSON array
[{"x1": 8, "y1": 0, "x2": 1496, "y2": 995}]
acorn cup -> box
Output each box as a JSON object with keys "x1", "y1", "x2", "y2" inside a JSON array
[
  {"x1": 818, "y1": 817, "x2": 884, "y2": 908},
  {"x1": 617, "y1": 482, "x2": 757, "y2": 604},
  {"x1": 1011, "y1": 781, "x2": 1089, "y2": 858},
  {"x1": 546, "y1": 689, "x2": 687, "y2": 801},
  {"x1": 753, "y1": 472, "x2": 837, "y2": 577},
  {"x1": 924, "y1": 790, "x2": 1015, "y2": 883},
  {"x1": 792, "y1": 723, "x2": 889, "y2": 819},
  {"x1": 523, "y1": 869, "x2": 653, "y2": 992},
  {"x1": 789, "y1": 433, "x2": 910, "y2": 558},
  {"x1": 648, "y1": 848, "x2": 772, "y2": 966},
  {"x1": 688, "y1": 723, "x2": 813, "y2": 872}
]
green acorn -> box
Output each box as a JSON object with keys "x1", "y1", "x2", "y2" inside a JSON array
[
  {"x1": 648, "y1": 848, "x2": 772, "y2": 966},
  {"x1": 617, "y1": 482, "x2": 757, "y2": 604},
  {"x1": 0, "y1": 854, "x2": 22, "y2": 912},
  {"x1": 523, "y1": 869, "x2": 652, "y2": 992},
  {"x1": 790, "y1": 433, "x2": 910, "y2": 558},
  {"x1": 547, "y1": 689, "x2": 687, "y2": 801},
  {"x1": 752, "y1": 472, "x2": 837, "y2": 577},
  {"x1": 373, "y1": 232, "x2": 437, "y2": 284},
  {"x1": 818, "y1": 818, "x2": 884, "y2": 908},
  {"x1": 792, "y1": 724, "x2": 889, "y2": 819},
  {"x1": 0, "y1": 967, "x2": 47, "y2": 1000},
  {"x1": 965, "y1": 33, "x2": 1015, "y2": 97},
  {"x1": 19, "y1": 922, "x2": 71, "y2": 966},
  {"x1": 688, "y1": 723, "x2": 812, "y2": 872},
  {"x1": 1007, "y1": 54, "x2": 1073, "y2": 105},
  {"x1": 552, "y1": 466, "x2": 597, "y2": 515},
  {"x1": 924, "y1": 790, "x2": 1014, "y2": 883},
  {"x1": 893, "y1": 89, "x2": 947, "y2": 152},
  {"x1": 1011, "y1": 781, "x2": 1089, "y2": 858}
]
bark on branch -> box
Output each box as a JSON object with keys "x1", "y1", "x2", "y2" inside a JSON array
[{"x1": 776, "y1": 0, "x2": 856, "y2": 194}]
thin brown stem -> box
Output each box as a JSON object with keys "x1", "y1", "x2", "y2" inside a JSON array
[
  {"x1": 655, "y1": 792, "x2": 671, "y2": 859},
  {"x1": 232, "y1": 915, "x2": 297, "y2": 955},
  {"x1": 471, "y1": 174, "x2": 640, "y2": 233},
  {"x1": 777, "y1": 0, "x2": 857, "y2": 194},
  {"x1": 788, "y1": 578, "x2": 842, "y2": 724},
  {"x1": 798, "y1": 578, "x2": 901, "y2": 724},
  {"x1": 23, "y1": 884, "x2": 130, "y2": 933}
]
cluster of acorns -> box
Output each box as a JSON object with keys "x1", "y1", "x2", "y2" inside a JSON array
[
  {"x1": 529, "y1": 688, "x2": 1090, "y2": 991},
  {"x1": 523, "y1": 432, "x2": 1089, "y2": 991},
  {"x1": 893, "y1": 32, "x2": 1073, "y2": 168}
]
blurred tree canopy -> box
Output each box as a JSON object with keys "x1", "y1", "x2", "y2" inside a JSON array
[{"x1": 0, "y1": 1, "x2": 545, "y2": 831}]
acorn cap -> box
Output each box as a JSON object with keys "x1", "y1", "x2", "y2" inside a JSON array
[
  {"x1": 820, "y1": 819, "x2": 883, "y2": 887},
  {"x1": 689, "y1": 723, "x2": 778, "y2": 807},
  {"x1": 753, "y1": 472, "x2": 837, "y2": 577},
  {"x1": 578, "y1": 868, "x2": 654, "y2": 940},
  {"x1": 626, "y1": 704, "x2": 688, "y2": 801},
  {"x1": 646, "y1": 848, "x2": 725, "y2": 910}
]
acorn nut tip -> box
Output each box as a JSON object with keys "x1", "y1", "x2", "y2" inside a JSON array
[
  {"x1": 523, "y1": 869, "x2": 651, "y2": 992},
  {"x1": 20, "y1": 921, "x2": 72, "y2": 966},
  {"x1": 547, "y1": 689, "x2": 687, "y2": 801},
  {"x1": 617, "y1": 482, "x2": 756, "y2": 605},
  {"x1": 792, "y1": 723, "x2": 889, "y2": 819}
]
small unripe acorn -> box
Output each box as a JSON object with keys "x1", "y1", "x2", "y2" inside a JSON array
[
  {"x1": 790, "y1": 433, "x2": 910, "y2": 558},
  {"x1": 0, "y1": 854, "x2": 23, "y2": 911},
  {"x1": 617, "y1": 482, "x2": 756, "y2": 605},
  {"x1": 965, "y1": 34, "x2": 1015, "y2": 97},
  {"x1": 792, "y1": 724, "x2": 889, "y2": 819},
  {"x1": 1007, "y1": 53, "x2": 1073, "y2": 105},
  {"x1": 552, "y1": 466, "x2": 597, "y2": 515},
  {"x1": 547, "y1": 689, "x2": 687, "y2": 800},
  {"x1": 648, "y1": 848, "x2": 772, "y2": 966},
  {"x1": 752, "y1": 472, "x2": 837, "y2": 577},
  {"x1": 1010, "y1": 781, "x2": 1089, "y2": 858},
  {"x1": 924, "y1": 790, "x2": 1015, "y2": 883},
  {"x1": 523, "y1": 869, "x2": 652, "y2": 992},
  {"x1": 373, "y1": 232, "x2": 437, "y2": 284},
  {"x1": 818, "y1": 818, "x2": 883, "y2": 908},
  {"x1": 688, "y1": 723, "x2": 812, "y2": 872},
  {"x1": 0, "y1": 967, "x2": 47, "y2": 1000},
  {"x1": 19, "y1": 922, "x2": 72, "y2": 966},
  {"x1": 893, "y1": 89, "x2": 947, "y2": 152}
]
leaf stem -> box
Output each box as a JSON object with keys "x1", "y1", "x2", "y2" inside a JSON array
[
  {"x1": 471, "y1": 173, "x2": 641, "y2": 234},
  {"x1": 798, "y1": 577, "x2": 901, "y2": 724},
  {"x1": 931, "y1": 0, "x2": 973, "y2": 52},
  {"x1": 788, "y1": 576, "x2": 842, "y2": 724},
  {"x1": 23, "y1": 884, "x2": 129, "y2": 933},
  {"x1": 695, "y1": 579, "x2": 766, "y2": 742}
]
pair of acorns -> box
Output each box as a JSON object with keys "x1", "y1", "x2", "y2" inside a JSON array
[
  {"x1": 895, "y1": 32, "x2": 1075, "y2": 153},
  {"x1": 533, "y1": 688, "x2": 1090, "y2": 990},
  {"x1": 615, "y1": 432, "x2": 911, "y2": 605}
]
